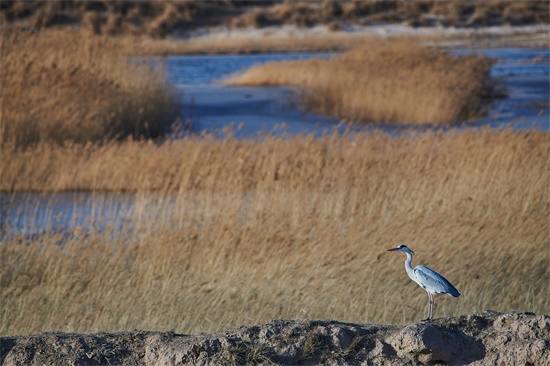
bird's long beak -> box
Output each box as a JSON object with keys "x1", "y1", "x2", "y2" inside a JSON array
[{"x1": 387, "y1": 247, "x2": 415, "y2": 254}]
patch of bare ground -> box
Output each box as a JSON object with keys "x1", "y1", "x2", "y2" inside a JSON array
[
  {"x1": 1, "y1": 312, "x2": 548, "y2": 365},
  {"x1": 123, "y1": 25, "x2": 550, "y2": 56},
  {"x1": 132, "y1": 33, "x2": 375, "y2": 56}
]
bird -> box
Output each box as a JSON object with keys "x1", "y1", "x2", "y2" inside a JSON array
[{"x1": 387, "y1": 244, "x2": 460, "y2": 321}]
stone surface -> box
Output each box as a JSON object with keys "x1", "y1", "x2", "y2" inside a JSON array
[{"x1": 1, "y1": 311, "x2": 548, "y2": 365}]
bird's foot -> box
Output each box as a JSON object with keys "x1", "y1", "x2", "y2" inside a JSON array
[{"x1": 421, "y1": 318, "x2": 432, "y2": 322}]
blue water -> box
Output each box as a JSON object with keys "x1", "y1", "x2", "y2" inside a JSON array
[
  {"x1": 163, "y1": 52, "x2": 335, "y2": 85},
  {"x1": 0, "y1": 192, "x2": 135, "y2": 240},
  {"x1": 0, "y1": 191, "x2": 188, "y2": 241},
  {"x1": 160, "y1": 48, "x2": 549, "y2": 136},
  {"x1": 455, "y1": 48, "x2": 549, "y2": 130},
  {"x1": 159, "y1": 52, "x2": 350, "y2": 137}
]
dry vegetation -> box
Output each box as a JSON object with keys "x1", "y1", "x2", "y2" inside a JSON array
[
  {"x1": 231, "y1": 0, "x2": 549, "y2": 28},
  {"x1": 0, "y1": 29, "x2": 180, "y2": 147},
  {"x1": 0, "y1": 0, "x2": 547, "y2": 341},
  {"x1": 0, "y1": 0, "x2": 213, "y2": 38},
  {"x1": 0, "y1": 29, "x2": 496, "y2": 148},
  {"x1": 1, "y1": 0, "x2": 547, "y2": 38},
  {"x1": 1, "y1": 129, "x2": 548, "y2": 336},
  {"x1": 227, "y1": 41, "x2": 495, "y2": 125}
]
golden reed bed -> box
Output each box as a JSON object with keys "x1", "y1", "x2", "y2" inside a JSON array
[
  {"x1": 1, "y1": 130, "x2": 548, "y2": 335},
  {"x1": 2, "y1": 0, "x2": 548, "y2": 38},
  {"x1": 0, "y1": 29, "x2": 180, "y2": 147},
  {"x1": 2, "y1": 29, "x2": 496, "y2": 150},
  {"x1": 0, "y1": 22, "x2": 547, "y2": 337},
  {"x1": 226, "y1": 41, "x2": 495, "y2": 125}
]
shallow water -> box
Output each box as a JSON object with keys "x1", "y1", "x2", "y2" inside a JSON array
[
  {"x1": 164, "y1": 48, "x2": 549, "y2": 137},
  {"x1": 165, "y1": 52, "x2": 335, "y2": 85},
  {"x1": 0, "y1": 192, "x2": 136, "y2": 239},
  {"x1": 0, "y1": 191, "x2": 199, "y2": 241},
  {"x1": 456, "y1": 48, "x2": 549, "y2": 130},
  {"x1": 163, "y1": 52, "x2": 351, "y2": 137}
]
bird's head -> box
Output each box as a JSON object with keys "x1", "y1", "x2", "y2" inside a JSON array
[{"x1": 387, "y1": 244, "x2": 414, "y2": 255}]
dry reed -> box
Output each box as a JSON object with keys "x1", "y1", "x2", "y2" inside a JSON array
[
  {"x1": 1, "y1": 129, "x2": 548, "y2": 335},
  {"x1": 231, "y1": 0, "x2": 549, "y2": 28},
  {"x1": 0, "y1": 29, "x2": 180, "y2": 147},
  {"x1": 1, "y1": 1, "x2": 547, "y2": 39},
  {"x1": 226, "y1": 40, "x2": 495, "y2": 125}
]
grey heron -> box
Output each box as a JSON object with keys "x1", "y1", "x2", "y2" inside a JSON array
[{"x1": 387, "y1": 244, "x2": 460, "y2": 320}]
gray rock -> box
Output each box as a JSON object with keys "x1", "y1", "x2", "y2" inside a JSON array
[{"x1": 1, "y1": 312, "x2": 548, "y2": 365}]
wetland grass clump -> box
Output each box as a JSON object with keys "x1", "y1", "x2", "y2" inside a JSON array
[
  {"x1": 1, "y1": 130, "x2": 548, "y2": 335},
  {"x1": 0, "y1": 29, "x2": 180, "y2": 147},
  {"x1": 226, "y1": 40, "x2": 495, "y2": 125}
]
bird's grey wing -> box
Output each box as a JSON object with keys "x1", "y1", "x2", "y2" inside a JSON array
[{"x1": 414, "y1": 265, "x2": 460, "y2": 297}]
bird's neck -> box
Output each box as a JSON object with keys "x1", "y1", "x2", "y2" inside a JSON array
[{"x1": 404, "y1": 252, "x2": 415, "y2": 278}]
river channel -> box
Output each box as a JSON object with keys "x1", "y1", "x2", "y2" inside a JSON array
[{"x1": 167, "y1": 47, "x2": 549, "y2": 137}]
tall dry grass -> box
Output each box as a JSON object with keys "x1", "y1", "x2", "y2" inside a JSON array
[
  {"x1": 230, "y1": 0, "x2": 549, "y2": 28},
  {"x1": 1, "y1": 0, "x2": 199, "y2": 37},
  {"x1": 1, "y1": 0, "x2": 547, "y2": 51},
  {"x1": 1, "y1": 129, "x2": 548, "y2": 335},
  {"x1": 2, "y1": 1, "x2": 547, "y2": 37},
  {"x1": 0, "y1": 29, "x2": 180, "y2": 147},
  {"x1": 227, "y1": 40, "x2": 495, "y2": 125}
]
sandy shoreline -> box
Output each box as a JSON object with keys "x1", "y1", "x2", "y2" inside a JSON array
[
  {"x1": 136, "y1": 24, "x2": 550, "y2": 56},
  {"x1": 185, "y1": 23, "x2": 549, "y2": 43},
  {"x1": 149, "y1": 25, "x2": 550, "y2": 55}
]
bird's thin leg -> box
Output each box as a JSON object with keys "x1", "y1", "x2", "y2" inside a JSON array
[
  {"x1": 423, "y1": 292, "x2": 433, "y2": 321},
  {"x1": 428, "y1": 292, "x2": 435, "y2": 320}
]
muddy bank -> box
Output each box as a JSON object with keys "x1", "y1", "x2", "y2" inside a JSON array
[{"x1": 1, "y1": 311, "x2": 548, "y2": 365}]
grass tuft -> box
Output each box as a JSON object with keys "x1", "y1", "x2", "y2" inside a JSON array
[
  {"x1": 0, "y1": 29, "x2": 181, "y2": 148},
  {"x1": 226, "y1": 40, "x2": 495, "y2": 125}
]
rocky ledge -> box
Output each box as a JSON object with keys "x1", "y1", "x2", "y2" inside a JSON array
[{"x1": 1, "y1": 311, "x2": 548, "y2": 365}]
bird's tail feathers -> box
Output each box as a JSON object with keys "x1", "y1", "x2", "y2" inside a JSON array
[{"x1": 448, "y1": 287, "x2": 460, "y2": 297}]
